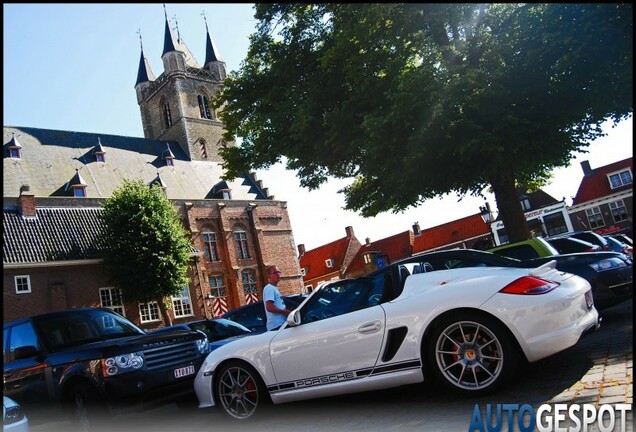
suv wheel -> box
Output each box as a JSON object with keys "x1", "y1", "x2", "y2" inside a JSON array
[{"x1": 67, "y1": 383, "x2": 108, "y2": 431}]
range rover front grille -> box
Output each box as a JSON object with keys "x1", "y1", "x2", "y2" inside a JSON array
[{"x1": 143, "y1": 339, "x2": 200, "y2": 371}]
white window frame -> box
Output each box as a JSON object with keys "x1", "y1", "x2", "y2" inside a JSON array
[
  {"x1": 585, "y1": 206, "x2": 605, "y2": 229},
  {"x1": 14, "y1": 275, "x2": 31, "y2": 294},
  {"x1": 139, "y1": 302, "x2": 161, "y2": 323},
  {"x1": 325, "y1": 258, "x2": 334, "y2": 268},
  {"x1": 607, "y1": 169, "x2": 632, "y2": 189},
  {"x1": 172, "y1": 286, "x2": 194, "y2": 318},
  {"x1": 100, "y1": 287, "x2": 125, "y2": 317},
  {"x1": 609, "y1": 200, "x2": 629, "y2": 223}
]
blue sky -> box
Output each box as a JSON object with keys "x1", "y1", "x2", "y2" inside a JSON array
[{"x1": 4, "y1": 4, "x2": 633, "y2": 250}]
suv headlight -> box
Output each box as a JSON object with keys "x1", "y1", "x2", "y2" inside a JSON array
[
  {"x1": 195, "y1": 330, "x2": 210, "y2": 354},
  {"x1": 101, "y1": 352, "x2": 144, "y2": 376},
  {"x1": 589, "y1": 257, "x2": 627, "y2": 272}
]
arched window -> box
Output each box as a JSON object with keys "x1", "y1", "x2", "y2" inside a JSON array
[
  {"x1": 162, "y1": 102, "x2": 172, "y2": 129},
  {"x1": 198, "y1": 95, "x2": 212, "y2": 119}
]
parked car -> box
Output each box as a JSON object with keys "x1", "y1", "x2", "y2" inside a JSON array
[
  {"x1": 489, "y1": 236, "x2": 560, "y2": 260},
  {"x1": 150, "y1": 318, "x2": 252, "y2": 346},
  {"x1": 546, "y1": 236, "x2": 601, "y2": 254},
  {"x1": 603, "y1": 235, "x2": 633, "y2": 258},
  {"x1": 611, "y1": 233, "x2": 633, "y2": 247},
  {"x1": 221, "y1": 294, "x2": 307, "y2": 334},
  {"x1": 194, "y1": 258, "x2": 599, "y2": 420},
  {"x1": 3, "y1": 396, "x2": 28, "y2": 432},
  {"x1": 488, "y1": 241, "x2": 632, "y2": 310},
  {"x1": 3, "y1": 308, "x2": 210, "y2": 430},
  {"x1": 566, "y1": 231, "x2": 612, "y2": 251}
]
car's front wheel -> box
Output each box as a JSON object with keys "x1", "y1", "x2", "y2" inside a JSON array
[
  {"x1": 214, "y1": 360, "x2": 267, "y2": 420},
  {"x1": 426, "y1": 312, "x2": 519, "y2": 395},
  {"x1": 65, "y1": 383, "x2": 109, "y2": 431}
]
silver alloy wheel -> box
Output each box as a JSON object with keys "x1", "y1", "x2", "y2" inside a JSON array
[
  {"x1": 216, "y1": 364, "x2": 261, "y2": 419},
  {"x1": 434, "y1": 320, "x2": 504, "y2": 390}
]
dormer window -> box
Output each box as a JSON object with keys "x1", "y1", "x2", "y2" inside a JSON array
[
  {"x1": 163, "y1": 143, "x2": 175, "y2": 167},
  {"x1": 65, "y1": 168, "x2": 88, "y2": 198},
  {"x1": 73, "y1": 186, "x2": 87, "y2": 197},
  {"x1": 93, "y1": 137, "x2": 106, "y2": 162},
  {"x1": 520, "y1": 195, "x2": 531, "y2": 211},
  {"x1": 608, "y1": 169, "x2": 632, "y2": 189},
  {"x1": 9, "y1": 147, "x2": 21, "y2": 158},
  {"x1": 325, "y1": 258, "x2": 334, "y2": 268},
  {"x1": 7, "y1": 133, "x2": 22, "y2": 159}
]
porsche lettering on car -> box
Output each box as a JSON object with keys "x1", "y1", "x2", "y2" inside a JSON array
[{"x1": 193, "y1": 257, "x2": 600, "y2": 420}]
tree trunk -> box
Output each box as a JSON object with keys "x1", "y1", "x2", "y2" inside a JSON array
[
  {"x1": 490, "y1": 172, "x2": 531, "y2": 243},
  {"x1": 157, "y1": 297, "x2": 173, "y2": 327}
]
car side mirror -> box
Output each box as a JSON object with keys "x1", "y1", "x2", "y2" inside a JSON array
[
  {"x1": 286, "y1": 309, "x2": 301, "y2": 327},
  {"x1": 14, "y1": 345, "x2": 39, "y2": 360}
]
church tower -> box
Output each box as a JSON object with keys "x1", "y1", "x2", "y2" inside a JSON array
[{"x1": 135, "y1": 8, "x2": 229, "y2": 162}]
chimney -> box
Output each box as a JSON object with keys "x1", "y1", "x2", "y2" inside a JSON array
[
  {"x1": 412, "y1": 222, "x2": 421, "y2": 237},
  {"x1": 297, "y1": 244, "x2": 306, "y2": 256},
  {"x1": 345, "y1": 226, "x2": 354, "y2": 238},
  {"x1": 365, "y1": 237, "x2": 371, "y2": 246},
  {"x1": 19, "y1": 185, "x2": 36, "y2": 217},
  {"x1": 580, "y1": 160, "x2": 592, "y2": 176}
]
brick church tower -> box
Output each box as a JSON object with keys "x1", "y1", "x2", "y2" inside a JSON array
[{"x1": 134, "y1": 9, "x2": 230, "y2": 162}]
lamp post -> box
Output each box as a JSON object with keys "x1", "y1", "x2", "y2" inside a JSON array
[{"x1": 479, "y1": 202, "x2": 495, "y2": 248}]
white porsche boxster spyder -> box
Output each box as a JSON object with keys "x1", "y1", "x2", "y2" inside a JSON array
[{"x1": 194, "y1": 258, "x2": 599, "y2": 420}]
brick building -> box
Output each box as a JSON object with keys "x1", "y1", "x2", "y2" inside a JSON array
[{"x1": 3, "y1": 14, "x2": 302, "y2": 328}]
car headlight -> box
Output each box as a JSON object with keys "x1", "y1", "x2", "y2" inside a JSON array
[
  {"x1": 589, "y1": 257, "x2": 628, "y2": 272},
  {"x1": 3, "y1": 405, "x2": 25, "y2": 425},
  {"x1": 101, "y1": 352, "x2": 144, "y2": 376},
  {"x1": 195, "y1": 330, "x2": 210, "y2": 354}
]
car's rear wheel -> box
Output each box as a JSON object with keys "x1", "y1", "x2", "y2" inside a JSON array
[
  {"x1": 214, "y1": 360, "x2": 267, "y2": 420},
  {"x1": 426, "y1": 312, "x2": 519, "y2": 395}
]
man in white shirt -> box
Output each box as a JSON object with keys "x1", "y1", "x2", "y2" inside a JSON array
[{"x1": 263, "y1": 265, "x2": 291, "y2": 331}]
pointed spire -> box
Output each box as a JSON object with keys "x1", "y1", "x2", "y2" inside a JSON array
[
  {"x1": 203, "y1": 11, "x2": 222, "y2": 64},
  {"x1": 163, "y1": 143, "x2": 175, "y2": 160},
  {"x1": 162, "y1": 5, "x2": 179, "y2": 56},
  {"x1": 66, "y1": 168, "x2": 88, "y2": 192},
  {"x1": 135, "y1": 30, "x2": 156, "y2": 86}
]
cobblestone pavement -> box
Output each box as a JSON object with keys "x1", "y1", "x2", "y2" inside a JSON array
[{"x1": 29, "y1": 300, "x2": 632, "y2": 432}]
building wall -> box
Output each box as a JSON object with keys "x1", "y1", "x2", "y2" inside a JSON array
[{"x1": 568, "y1": 194, "x2": 633, "y2": 236}]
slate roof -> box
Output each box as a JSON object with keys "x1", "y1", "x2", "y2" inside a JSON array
[
  {"x1": 412, "y1": 213, "x2": 490, "y2": 254},
  {"x1": 346, "y1": 230, "x2": 413, "y2": 276},
  {"x1": 572, "y1": 157, "x2": 633, "y2": 205},
  {"x1": 3, "y1": 206, "x2": 105, "y2": 264},
  {"x1": 3, "y1": 205, "x2": 201, "y2": 265},
  {"x1": 3, "y1": 126, "x2": 270, "y2": 201}
]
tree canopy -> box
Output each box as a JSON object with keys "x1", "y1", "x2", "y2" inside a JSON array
[
  {"x1": 99, "y1": 179, "x2": 192, "y2": 325},
  {"x1": 216, "y1": 3, "x2": 633, "y2": 242}
]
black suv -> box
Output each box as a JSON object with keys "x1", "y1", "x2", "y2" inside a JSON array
[{"x1": 3, "y1": 308, "x2": 209, "y2": 429}]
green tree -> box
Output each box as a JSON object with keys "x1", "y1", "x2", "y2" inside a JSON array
[
  {"x1": 100, "y1": 179, "x2": 192, "y2": 326},
  {"x1": 216, "y1": 3, "x2": 632, "y2": 242}
]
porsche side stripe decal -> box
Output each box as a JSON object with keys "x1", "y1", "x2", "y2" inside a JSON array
[{"x1": 267, "y1": 359, "x2": 422, "y2": 393}]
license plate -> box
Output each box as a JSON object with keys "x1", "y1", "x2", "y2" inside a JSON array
[
  {"x1": 585, "y1": 290, "x2": 594, "y2": 309},
  {"x1": 174, "y1": 365, "x2": 195, "y2": 378}
]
